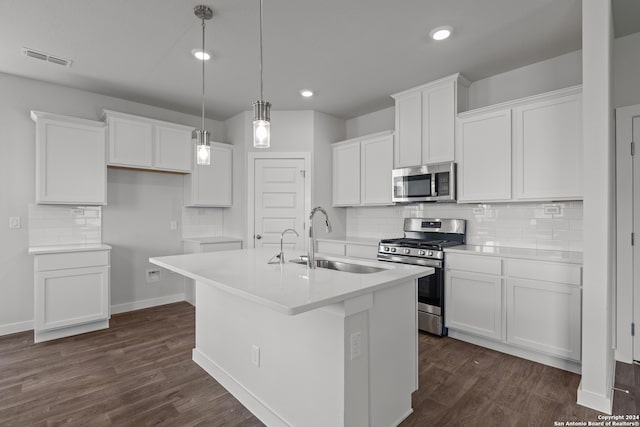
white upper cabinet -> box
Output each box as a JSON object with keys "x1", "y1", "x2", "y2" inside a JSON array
[
  {"x1": 31, "y1": 111, "x2": 107, "y2": 205},
  {"x1": 392, "y1": 73, "x2": 469, "y2": 168},
  {"x1": 102, "y1": 110, "x2": 194, "y2": 173},
  {"x1": 456, "y1": 109, "x2": 513, "y2": 202},
  {"x1": 332, "y1": 140, "x2": 361, "y2": 206},
  {"x1": 513, "y1": 93, "x2": 583, "y2": 200},
  {"x1": 332, "y1": 130, "x2": 394, "y2": 207},
  {"x1": 456, "y1": 86, "x2": 583, "y2": 204},
  {"x1": 184, "y1": 142, "x2": 233, "y2": 207}
]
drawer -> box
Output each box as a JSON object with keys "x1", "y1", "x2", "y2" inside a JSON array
[
  {"x1": 316, "y1": 241, "x2": 346, "y2": 256},
  {"x1": 35, "y1": 250, "x2": 110, "y2": 272},
  {"x1": 506, "y1": 259, "x2": 581, "y2": 286},
  {"x1": 445, "y1": 253, "x2": 502, "y2": 275},
  {"x1": 201, "y1": 242, "x2": 242, "y2": 253},
  {"x1": 345, "y1": 243, "x2": 378, "y2": 260}
]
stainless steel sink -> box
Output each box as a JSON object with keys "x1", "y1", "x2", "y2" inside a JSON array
[{"x1": 289, "y1": 258, "x2": 386, "y2": 274}]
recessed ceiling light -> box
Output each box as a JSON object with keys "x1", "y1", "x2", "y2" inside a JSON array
[
  {"x1": 191, "y1": 48, "x2": 211, "y2": 61},
  {"x1": 300, "y1": 89, "x2": 314, "y2": 98},
  {"x1": 430, "y1": 26, "x2": 453, "y2": 41}
]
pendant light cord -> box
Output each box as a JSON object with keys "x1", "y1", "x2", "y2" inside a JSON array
[
  {"x1": 259, "y1": 0, "x2": 264, "y2": 102},
  {"x1": 201, "y1": 17, "x2": 206, "y2": 133}
]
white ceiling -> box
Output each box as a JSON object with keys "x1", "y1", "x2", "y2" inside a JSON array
[{"x1": 0, "y1": 0, "x2": 632, "y2": 121}]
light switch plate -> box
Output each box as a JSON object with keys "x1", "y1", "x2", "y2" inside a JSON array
[
  {"x1": 9, "y1": 216, "x2": 21, "y2": 229},
  {"x1": 170, "y1": 220, "x2": 178, "y2": 230},
  {"x1": 251, "y1": 345, "x2": 260, "y2": 367},
  {"x1": 350, "y1": 331, "x2": 362, "y2": 360}
]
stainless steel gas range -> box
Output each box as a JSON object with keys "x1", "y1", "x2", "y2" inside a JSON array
[{"x1": 377, "y1": 218, "x2": 466, "y2": 336}]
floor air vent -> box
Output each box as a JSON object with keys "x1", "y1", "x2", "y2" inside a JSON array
[{"x1": 21, "y1": 47, "x2": 72, "y2": 68}]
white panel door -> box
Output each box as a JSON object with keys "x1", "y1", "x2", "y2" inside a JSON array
[
  {"x1": 108, "y1": 116, "x2": 153, "y2": 167},
  {"x1": 360, "y1": 134, "x2": 394, "y2": 205},
  {"x1": 456, "y1": 109, "x2": 512, "y2": 202},
  {"x1": 514, "y1": 94, "x2": 583, "y2": 200},
  {"x1": 445, "y1": 270, "x2": 503, "y2": 340},
  {"x1": 506, "y1": 278, "x2": 581, "y2": 360},
  {"x1": 423, "y1": 81, "x2": 455, "y2": 164},
  {"x1": 153, "y1": 124, "x2": 192, "y2": 172},
  {"x1": 394, "y1": 91, "x2": 422, "y2": 168},
  {"x1": 254, "y1": 158, "x2": 305, "y2": 250},
  {"x1": 332, "y1": 141, "x2": 361, "y2": 206}
]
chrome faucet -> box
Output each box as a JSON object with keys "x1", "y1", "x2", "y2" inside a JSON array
[
  {"x1": 308, "y1": 206, "x2": 332, "y2": 269},
  {"x1": 268, "y1": 228, "x2": 299, "y2": 264}
]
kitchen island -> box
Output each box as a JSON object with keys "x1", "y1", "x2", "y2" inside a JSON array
[{"x1": 150, "y1": 248, "x2": 432, "y2": 427}]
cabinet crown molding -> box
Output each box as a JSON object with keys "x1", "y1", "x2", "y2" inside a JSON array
[
  {"x1": 391, "y1": 72, "x2": 470, "y2": 99},
  {"x1": 100, "y1": 109, "x2": 195, "y2": 131},
  {"x1": 30, "y1": 110, "x2": 105, "y2": 127},
  {"x1": 331, "y1": 129, "x2": 394, "y2": 147}
]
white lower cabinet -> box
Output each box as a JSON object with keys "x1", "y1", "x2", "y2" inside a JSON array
[
  {"x1": 506, "y1": 278, "x2": 581, "y2": 361},
  {"x1": 446, "y1": 270, "x2": 503, "y2": 340},
  {"x1": 316, "y1": 239, "x2": 379, "y2": 260},
  {"x1": 445, "y1": 251, "x2": 582, "y2": 370},
  {"x1": 33, "y1": 249, "x2": 111, "y2": 343}
]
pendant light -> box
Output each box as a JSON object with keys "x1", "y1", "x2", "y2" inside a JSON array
[
  {"x1": 194, "y1": 5, "x2": 213, "y2": 165},
  {"x1": 253, "y1": 0, "x2": 271, "y2": 148}
]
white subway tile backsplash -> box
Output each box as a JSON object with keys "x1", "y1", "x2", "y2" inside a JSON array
[
  {"x1": 28, "y1": 204, "x2": 102, "y2": 247},
  {"x1": 181, "y1": 207, "x2": 224, "y2": 238},
  {"x1": 346, "y1": 201, "x2": 583, "y2": 252}
]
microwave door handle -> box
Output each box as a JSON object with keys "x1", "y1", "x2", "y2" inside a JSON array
[{"x1": 431, "y1": 174, "x2": 437, "y2": 196}]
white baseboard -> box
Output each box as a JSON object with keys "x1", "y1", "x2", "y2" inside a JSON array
[
  {"x1": 577, "y1": 379, "x2": 613, "y2": 414},
  {"x1": 0, "y1": 320, "x2": 33, "y2": 336},
  {"x1": 110, "y1": 293, "x2": 185, "y2": 314},
  {"x1": 192, "y1": 348, "x2": 291, "y2": 427}
]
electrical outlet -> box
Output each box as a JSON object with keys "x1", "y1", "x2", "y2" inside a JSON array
[
  {"x1": 472, "y1": 207, "x2": 485, "y2": 215},
  {"x1": 350, "y1": 331, "x2": 362, "y2": 360},
  {"x1": 146, "y1": 269, "x2": 161, "y2": 283},
  {"x1": 251, "y1": 345, "x2": 260, "y2": 367},
  {"x1": 8, "y1": 216, "x2": 21, "y2": 229},
  {"x1": 170, "y1": 220, "x2": 178, "y2": 230},
  {"x1": 543, "y1": 205, "x2": 561, "y2": 215},
  {"x1": 70, "y1": 208, "x2": 85, "y2": 216}
]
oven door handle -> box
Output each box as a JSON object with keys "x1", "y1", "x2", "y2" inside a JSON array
[{"x1": 377, "y1": 254, "x2": 442, "y2": 268}]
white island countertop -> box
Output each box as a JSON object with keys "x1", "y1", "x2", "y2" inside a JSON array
[
  {"x1": 150, "y1": 248, "x2": 432, "y2": 315},
  {"x1": 181, "y1": 236, "x2": 242, "y2": 244}
]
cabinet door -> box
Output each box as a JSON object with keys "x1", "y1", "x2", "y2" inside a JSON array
[
  {"x1": 154, "y1": 124, "x2": 192, "y2": 172},
  {"x1": 332, "y1": 141, "x2": 361, "y2": 206},
  {"x1": 456, "y1": 109, "x2": 512, "y2": 202},
  {"x1": 445, "y1": 270, "x2": 503, "y2": 340},
  {"x1": 514, "y1": 94, "x2": 583, "y2": 200},
  {"x1": 506, "y1": 278, "x2": 581, "y2": 360},
  {"x1": 394, "y1": 91, "x2": 422, "y2": 168},
  {"x1": 35, "y1": 266, "x2": 110, "y2": 331},
  {"x1": 185, "y1": 143, "x2": 233, "y2": 207},
  {"x1": 423, "y1": 81, "x2": 455, "y2": 164},
  {"x1": 361, "y1": 134, "x2": 394, "y2": 205},
  {"x1": 35, "y1": 116, "x2": 106, "y2": 205},
  {"x1": 108, "y1": 116, "x2": 153, "y2": 167}
]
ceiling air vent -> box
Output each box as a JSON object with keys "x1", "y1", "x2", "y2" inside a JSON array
[{"x1": 21, "y1": 47, "x2": 73, "y2": 68}]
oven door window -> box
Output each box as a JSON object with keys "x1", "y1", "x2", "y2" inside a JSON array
[
  {"x1": 417, "y1": 269, "x2": 443, "y2": 308},
  {"x1": 395, "y1": 174, "x2": 432, "y2": 199}
]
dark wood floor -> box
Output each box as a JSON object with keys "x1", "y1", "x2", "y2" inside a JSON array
[{"x1": 0, "y1": 302, "x2": 636, "y2": 426}]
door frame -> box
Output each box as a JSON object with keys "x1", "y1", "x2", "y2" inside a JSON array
[
  {"x1": 615, "y1": 104, "x2": 640, "y2": 363},
  {"x1": 247, "y1": 152, "x2": 312, "y2": 249}
]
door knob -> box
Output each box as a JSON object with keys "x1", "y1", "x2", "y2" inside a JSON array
[{"x1": 256, "y1": 234, "x2": 262, "y2": 240}]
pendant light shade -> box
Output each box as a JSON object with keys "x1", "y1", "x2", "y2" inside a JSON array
[
  {"x1": 253, "y1": 0, "x2": 271, "y2": 148},
  {"x1": 194, "y1": 5, "x2": 213, "y2": 165}
]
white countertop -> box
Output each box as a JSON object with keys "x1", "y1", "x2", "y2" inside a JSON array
[
  {"x1": 315, "y1": 236, "x2": 381, "y2": 246},
  {"x1": 444, "y1": 245, "x2": 583, "y2": 264},
  {"x1": 150, "y1": 248, "x2": 432, "y2": 315},
  {"x1": 28, "y1": 243, "x2": 112, "y2": 255},
  {"x1": 182, "y1": 236, "x2": 243, "y2": 244}
]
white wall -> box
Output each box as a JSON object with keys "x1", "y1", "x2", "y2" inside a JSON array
[
  {"x1": 223, "y1": 111, "x2": 250, "y2": 246},
  {"x1": 313, "y1": 111, "x2": 347, "y2": 238},
  {"x1": 577, "y1": 0, "x2": 615, "y2": 414},
  {"x1": 613, "y1": 32, "x2": 640, "y2": 108},
  {"x1": 346, "y1": 106, "x2": 395, "y2": 139},
  {"x1": 0, "y1": 72, "x2": 223, "y2": 333}
]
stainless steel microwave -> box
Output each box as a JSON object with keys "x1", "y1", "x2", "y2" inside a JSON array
[{"x1": 392, "y1": 162, "x2": 456, "y2": 203}]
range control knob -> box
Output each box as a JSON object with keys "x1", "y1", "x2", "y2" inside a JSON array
[
  {"x1": 383, "y1": 246, "x2": 390, "y2": 252},
  {"x1": 390, "y1": 247, "x2": 397, "y2": 253},
  {"x1": 404, "y1": 249, "x2": 411, "y2": 255},
  {"x1": 418, "y1": 250, "x2": 426, "y2": 256},
  {"x1": 428, "y1": 251, "x2": 433, "y2": 257}
]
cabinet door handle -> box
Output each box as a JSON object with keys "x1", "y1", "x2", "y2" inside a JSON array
[{"x1": 255, "y1": 234, "x2": 262, "y2": 240}]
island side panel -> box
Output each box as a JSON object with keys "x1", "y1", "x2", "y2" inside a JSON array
[
  {"x1": 369, "y1": 279, "x2": 418, "y2": 427},
  {"x1": 194, "y1": 280, "x2": 347, "y2": 427}
]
